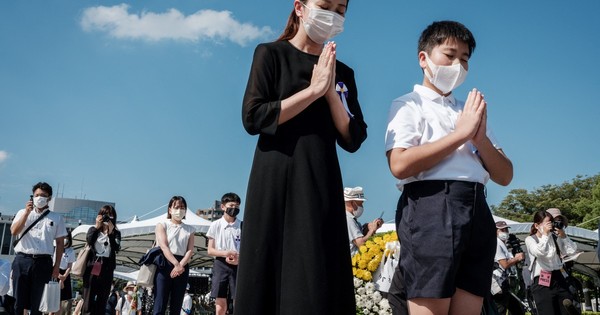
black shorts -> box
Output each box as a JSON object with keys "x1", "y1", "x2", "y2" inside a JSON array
[
  {"x1": 211, "y1": 258, "x2": 237, "y2": 299},
  {"x1": 396, "y1": 180, "x2": 496, "y2": 299}
]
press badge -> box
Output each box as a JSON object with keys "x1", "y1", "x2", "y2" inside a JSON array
[{"x1": 539, "y1": 269, "x2": 551, "y2": 287}]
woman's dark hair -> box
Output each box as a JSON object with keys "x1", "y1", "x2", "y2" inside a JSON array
[
  {"x1": 64, "y1": 230, "x2": 73, "y2": 248},
  {"x1": 99, "y1": 204, "x2": 118, "y2": 229},
  {"x1": 277, "y1": 0, "x2": 349, "y2": 41},
  {"x1": 530, "y1": 210, "x2": 554, "y2": 235},
  {"x1": 418, "y1": 20, "x2": 476, "y2": 57},
  {"x1": 167, "y1": 196, "x2": 187, "y2": 219},
  {"x1": 32, "y1": 182, "x2": 53, "y2": 196}
]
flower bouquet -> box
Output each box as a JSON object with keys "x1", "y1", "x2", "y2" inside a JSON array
[{"x1": 352, "y1": 231, "x2": 399, "y2": 315}]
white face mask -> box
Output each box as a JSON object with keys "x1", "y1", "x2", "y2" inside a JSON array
[
  {"x1": 353, "y1": 206, "x2": 364, "y2": 219},
  {"x1": 498, "y1": 232, "x2": 509, "y2": 242},
  {"x1": 171, "y1": 209, "x2": 185, "y2": 221},
  {"x1": 33, "y1": 196, "x2": 48, "y2": 209},
  {"x1": 425, "y1": 54, "x2": 468, "y2": 94},
  {"x1": 301, "y1": 4, "x2": 345, "y2": 44}
]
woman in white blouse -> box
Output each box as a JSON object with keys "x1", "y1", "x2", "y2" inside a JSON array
[
  {"x1": 525, "y1": 210, "x2": 577, "y2": 315},
  {"x1": 152, "y1": 196, "x2": 195, "y2": 315}
]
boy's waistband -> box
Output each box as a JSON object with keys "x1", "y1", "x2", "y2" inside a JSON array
[{"x1": 404, "y1": 180, "x2": 485, "y2": 195}]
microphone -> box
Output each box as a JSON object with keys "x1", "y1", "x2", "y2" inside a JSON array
[{"x1": 562, "y1": 299, "x2": 579, "y2": 315}]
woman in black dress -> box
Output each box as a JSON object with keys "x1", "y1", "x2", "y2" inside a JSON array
[{"x1": 236, "y1": 0, "x2": 366, "y2": 313}]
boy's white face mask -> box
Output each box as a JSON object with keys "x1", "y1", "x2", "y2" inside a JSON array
[{"x1": 425, "y1": 54, "x2": 468, "y2": 94}]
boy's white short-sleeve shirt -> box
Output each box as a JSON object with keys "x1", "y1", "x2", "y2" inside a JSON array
[
  {"x1": 206, "y1": 217, "x2": 242, "y2": 252},
  {"x1": 385, "y1": 85, "x2": 501, "y2": 189}
]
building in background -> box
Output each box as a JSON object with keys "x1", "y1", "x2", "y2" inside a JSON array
[
  {"x1": 50, "y1": 197, "x2": 116, "y2": 230},
  {"x1": 196, "y1": 200, "x2": 224, "y2": 221}
]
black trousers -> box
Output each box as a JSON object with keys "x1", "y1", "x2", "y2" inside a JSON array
[
  {"x1": 83, "y1": 258, "x2": 115, "y2": 315},
  {"x1": 152, "y1": 255, "x2": 189, "y2": 315},
  {"x1": 11, "y1": 254, "x2": 52, "y2": 315},
  {"x1": 531, "y1": 271, "x2": 575, "y2": 315}
]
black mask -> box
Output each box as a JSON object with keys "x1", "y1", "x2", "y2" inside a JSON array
[{"x1": 225, "y1": 207, "x2": 240, "y2": 217}]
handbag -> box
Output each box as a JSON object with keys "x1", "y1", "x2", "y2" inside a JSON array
[
  {"x1": 71, "y1": 245, "x2": 91, "y2": 278},
  {"x1": 137, "y1": 264, "x2": 157, "y2": 288},
  {"x1": 374, "y1": 255, "x2": 397, "y2": 292},
  {"x1": 136, "y1": 244, "x2": 162, "y2": 289},
  {"x1": 39, "y1": 280, "x2": 60, "y2": 313},
  {"x1": 373, "y1": 241, "x2": 400, "y2": 293}
]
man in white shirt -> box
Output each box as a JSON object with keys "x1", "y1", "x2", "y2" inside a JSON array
[
  {"x1": 206, "y1": 193, "x2": 242, "y2": 315},
  {"x1": 11, "y1": 182, "x2": 67, "y2": 315},
  {"x1": 492, "y1": 221, "x2": 524, "y2": 315},
  {"x1": 115, "y1": 282, "x2": 141, "y2": 315},
  {"x1": 344, "y1": 186, "x2": 383, "y2": 257}
]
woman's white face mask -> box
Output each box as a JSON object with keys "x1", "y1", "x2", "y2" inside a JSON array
[{"x1": 301, "y1": 3, "x2": 345, "y2": 44}]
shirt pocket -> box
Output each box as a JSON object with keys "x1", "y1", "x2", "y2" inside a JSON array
[{"x1": 43, "y1": 220, "x2": 57, "y2": 237}]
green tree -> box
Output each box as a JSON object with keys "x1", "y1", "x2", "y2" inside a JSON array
[{"x1": 492, "y1": 174, "x2": 600, "y2": 229}]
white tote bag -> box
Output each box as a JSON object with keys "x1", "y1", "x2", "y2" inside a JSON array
[
  {"x1": 39, "y1": 280, "x2": 61, "y2": 313},
  {"x1": 374, "y1": 256, "x2": 397, "y2": 293},
  {"x1": 373, "y1": 240, "x2": 400, "y2": 293},
  {"x1": 137, "y1": 264, "x2": 156, "y2": 288}
]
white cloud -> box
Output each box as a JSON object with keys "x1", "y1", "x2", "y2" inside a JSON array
[
  {"x1": 0, "y1": 151, "x2": 8, "y2": 164},
  {"x1": 80, "y1": 4, "x2": 273, "y2": 46}
]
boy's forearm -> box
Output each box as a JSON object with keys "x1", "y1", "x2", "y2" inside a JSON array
[
  {"x1": 388, "y1": 131, "x2": 467, "y2": 179},
  {"x1": 475, "y1": 138, "x2": 513, "y2": 186}
]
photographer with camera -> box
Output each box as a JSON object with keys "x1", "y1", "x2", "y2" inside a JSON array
[
  {"x1": 82, "y1": 205, "x2": 121, "y2": 315},
  {"x1": 525, "y1": 209, "x2": 578, "y2": 315},
  {"x1": 492, "y1": 221, "x2": 525, "y2": 315}
]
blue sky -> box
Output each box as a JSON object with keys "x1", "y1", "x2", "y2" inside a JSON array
[{"x1": 1, "y1": 0, "x2": 599, "y2": 225}]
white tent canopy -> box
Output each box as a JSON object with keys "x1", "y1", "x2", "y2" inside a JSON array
[{"x1": 72, "y1": 209, "x2": 214, "y2": 271}]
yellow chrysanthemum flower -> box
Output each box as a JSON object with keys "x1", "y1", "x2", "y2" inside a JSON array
[
  {"x1": 362, "y1": 270, "x2": 373, "y2": 281},
  {"x1": 367, "y1": 259, "x2": 380, "y2": 272},
  {"x1": 359, "y1": 245, "x2": 368, "y2": 254}
]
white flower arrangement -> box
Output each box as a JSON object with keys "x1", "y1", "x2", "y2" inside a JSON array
[
  {"x1": 352, "y1": 231, "x2": 399, "y2": 315},
  {"x1": 354, "y1": 277, "x2": 392, "y2": 315}
]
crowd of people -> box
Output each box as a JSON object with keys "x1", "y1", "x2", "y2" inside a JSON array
[{"x1": 1, "y1": 1, "x2": 596, "y2": 315}]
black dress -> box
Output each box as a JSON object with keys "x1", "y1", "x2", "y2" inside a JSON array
[{"x1": 236, "y1": 40, "x2": 367, "y2": 315}]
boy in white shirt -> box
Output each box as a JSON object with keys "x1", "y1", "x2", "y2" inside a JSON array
[
  {"x1": 207, "y1": 193, "x2": 242, "y2": 315},
  {"x1": 385, "y1": 21, "x2": 513, "y2": 315}
]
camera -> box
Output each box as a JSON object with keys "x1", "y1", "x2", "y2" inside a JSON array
[
  {"x1": 102, "y1": 214, "x2": 110, "y2": 222},
  {"x1": 506, "y1": 233, "x2": 523, "y2": 255},
  {"x1": 553, "y1": 220, "x2": 565, "y2": 230}
]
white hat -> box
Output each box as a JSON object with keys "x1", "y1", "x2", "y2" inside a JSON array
[
  {"x1": 344, "y1": 187, "x2": 366, "y2": 201},
  {"x1": 546, "y1": 208, "x2": 569, "y2": 226}
]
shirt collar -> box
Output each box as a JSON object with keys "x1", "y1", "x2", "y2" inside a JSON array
[
  {"x1": 413, "y1": 84, "x2": 457, "y2": 107},
  {"x1": 346, "y1": 211, "x2": 356, "y2": 219}
]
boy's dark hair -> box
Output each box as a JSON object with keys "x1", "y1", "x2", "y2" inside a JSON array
[
  {"x1": 32, "y1": 182, "x2": 53, "y2": 196},
  {"x1": 221, "y1": 192, "x2": 241, "y2": 204},
  {"x1": 418, "y1": 20, "x2": 476, "y2": 57}
]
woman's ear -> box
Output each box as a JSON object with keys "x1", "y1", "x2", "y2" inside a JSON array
[{"x1": 294, "y1": 0, "x2": 304, "y2": 18}]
